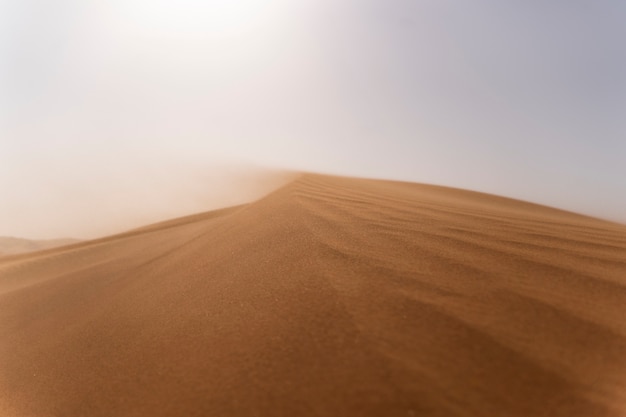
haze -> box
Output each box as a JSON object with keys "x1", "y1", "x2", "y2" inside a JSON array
[{"x1": 1, "y1": 0, "x2": 625, "y2": 239}]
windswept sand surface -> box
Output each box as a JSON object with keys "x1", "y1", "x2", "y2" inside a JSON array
[{"x1": 1, "y1": 174, "x2": 625, "y2": 417}]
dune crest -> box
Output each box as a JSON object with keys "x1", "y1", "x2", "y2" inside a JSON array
[
  {"x1": 0, "y1": 237, "x2": 80, "y2": 257},
  {"x1": 1, "y1": 174, "x2": 625, "y2": 417}
]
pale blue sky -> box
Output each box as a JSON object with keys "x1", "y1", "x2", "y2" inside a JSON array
[{"x1": 1, "y1": 0, "x2": 625, "y2": 238}]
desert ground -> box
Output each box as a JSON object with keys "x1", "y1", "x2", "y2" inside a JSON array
[{"x1": 1, "y1": 174, "x2": 625, "y2": 416}]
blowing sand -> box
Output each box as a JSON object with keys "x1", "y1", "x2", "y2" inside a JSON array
[
  {"x1": 1, "y1": 174, "x2": 625, "y2": 416},
  {"x1": 0, "y1": 237, "x2": 80, "y2": 257}
]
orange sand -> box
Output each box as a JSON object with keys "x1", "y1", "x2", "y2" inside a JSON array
[
  {"x1": 1, "y1": 174, "x2": 625, "y2": 416},
  {"x1": 0, "y1": 237, "x2": 80, "y2": 257}
]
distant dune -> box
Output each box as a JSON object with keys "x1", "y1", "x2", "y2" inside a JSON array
[
  {"x1": 1, "y1": 174, "x2": 625, "y2": 417},
  {"x1": 0, "y1": 236, "x2": 80, "y2": 257}
]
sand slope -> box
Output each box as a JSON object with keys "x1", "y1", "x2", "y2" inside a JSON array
[
  {"x1": 1, "y1": 174, "x2": 625, "y2": 417},
  {"x1": 0, "y1": 237, "x2": 80, "y2": 257}
]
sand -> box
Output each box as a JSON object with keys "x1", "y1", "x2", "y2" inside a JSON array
[
  {"x1": 1, "y1": 174, "x2": 625, "y2": 416},
  {"x1": 0, "y1": 237, "x2": 80, "y2": 257}
]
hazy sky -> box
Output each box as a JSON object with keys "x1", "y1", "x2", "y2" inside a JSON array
[{"x1": 1, "y1": 0, "x2": 625, "y2": 239}]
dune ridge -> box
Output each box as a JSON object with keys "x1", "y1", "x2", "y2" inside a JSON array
[
  {"x1": 1, "y1": 174, "x2": 625, "y2": 416},
  {"x1": 0, "y1": 237, "x2": 81, "y2": 257}
]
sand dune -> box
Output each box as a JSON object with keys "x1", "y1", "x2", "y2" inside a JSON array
[
  {"x1": 1, "y1": 174, "x2": 625, "y2": 417},
  {"x1": 0, "y1": 237, "x2": 80, "y2": 257}
]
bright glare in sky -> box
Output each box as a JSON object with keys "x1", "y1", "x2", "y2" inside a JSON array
[{"x1": 113, "y1": 0, "x2": 286, "y2": 39}]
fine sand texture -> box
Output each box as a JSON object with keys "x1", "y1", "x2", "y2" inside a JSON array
[{"x1": 1, "y1": 174, "x2": 625, "y2": 417}]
